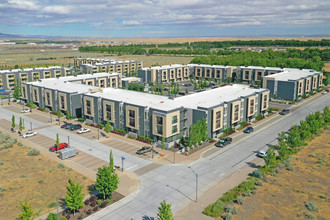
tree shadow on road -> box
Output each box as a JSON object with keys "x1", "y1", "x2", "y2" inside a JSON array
[
  {"x1": 142, "y1": 215, "x2": 155, "y2": 220},
  {"x1": 246, "y1": 161, "x2": 262, "y2": 169}
]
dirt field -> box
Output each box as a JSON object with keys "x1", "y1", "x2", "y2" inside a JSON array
[
  {"x1": 234, "y1": 130, "x2": 330, "y2": 220},
  {"x1": 0, "y1": 141, "x2": 94, "y2": 220},
  {"x1": 0, "y1": 47, "x2": 194, "y2": 68},
  {"x1": 324, "y1": 63, "x2": 330, "y2": 72}
]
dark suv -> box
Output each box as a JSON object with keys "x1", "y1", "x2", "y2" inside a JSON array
[
  {"x1": 136, "y1": 146, "x2": 152, "y2": 155},
  {"x1": 70, "y1": 124, "x2": 82, "y2": 131},
  {"x1": 215, "y1": 137, "x2": 233, "y2": 148},
  {"x1": 280, "y1": 109, "x2": 290, "y2": 115}
]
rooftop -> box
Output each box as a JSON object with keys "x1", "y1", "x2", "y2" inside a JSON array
[
  {"x1": 264, "y1": 69, "x2": 319, "y2": 81},
  {"x1": 28, "y1": 80, "x2": 99, "y2": 94},
  {"x1": 122, "y1": 77, "x2": 141, "y2": 81},
  {"x1": 141, "y1": 64, "x2": 188, "y2": 70},
  {"x1": 87, "y1": 84, "x2": 267, "y2": 111}
]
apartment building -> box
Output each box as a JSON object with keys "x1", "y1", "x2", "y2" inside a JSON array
[
  {"x1": 188, "y1": 64, "x2": 239, "y2": 82},
  {"x1": 138, "y1": 64, "x2": 190, "y2": 84},
  {"x1": 122, "y1": 77, "x2": 141, "y2": 88},
  {"x1": 75, "y1": 58, "x2": 143, "y2": 77},
  {"x1": 21, "y1": 80, "x2": 100, "y2": 118},
  {"x1": 262, "y1": 70, "x2": 323, "y2": 101},
  {"x1": 0, "y1": 66, "x2": 74, "y2": 89},
  {"x1": 82, "y1": 84, "x2": 269, "y2": 143},
  {"x1": 239, "y1": 66, "x2": 283, "y2": 83}
]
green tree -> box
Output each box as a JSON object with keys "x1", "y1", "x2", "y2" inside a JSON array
[
  {"x1": 18, "y1": 200, "x2": 34, "y2": 220},
  {"x1": 65, "y1": 179, "x2": 84, "y2": 216},
  {"x1": 27, "y1": 101, "x2": 33, "y2": 110},
  {"x1": 13, "y1": 79, "x2": 22, "y2": 100},
  {"x1": 109, "y1": 149, "x2": 114, "y2": 171},
  {"x1": 12, "y1": 115, "x2": 15, "y2": 129},
  {"x1": 104, "y1": 118, "x2": 111, "y2": 133},
  {"x1": 157, "y1": 200, "x2": 174, "y2": 220},
  {"x1": 187, "y1": 118, "x2": 208, "y2": 147},
  {"x1": 95, "y1": 166, "x2": 119, "y2": 200},
  {"x1": 56, "y1": 133, "x2": 60, "y2": 149},
  {"x1": 19, "y1": 117, "x2": 23, "y2": 132},
  {"x1": 263, "y1": 147, "x2": 277, "y2": 169},
  {"x1": 66, "y1": 110, "x2": 71, "y2": 120},
  {"x1": 8, "y1": 93, "x2": 11, "y2": 104},
  {"x1": 160, "y1": 137, "x2": 166, "y2": 149}
]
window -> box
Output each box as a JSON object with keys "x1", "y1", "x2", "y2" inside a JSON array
[
  {"x1": 162, "y1": 72, "x2": 167, "y2": 80},
  {"x1": 33, "y1": 90, "x2": 38, "y2": 101},
  {"x1": 87, "y1": 81, "x2": 93, "y2": 85},
  {"x1": 215, "y1": 110, "x2": 221, "y2": 129},
  {"x1": 156, "y1": 116, "x2": 163, "y2": 135},
  {"x1": 22, "y1": 87, "x2": 26, "y2": 98},
  {"x1": 128, "y1": 109, "x2": 135, "y2": 127},
  {"x1": 257, "y1": 72, "x2": 262, "y2": 80},
  {"x1": 172, "y1": 125, "x2": 178, "y2": 133},
  {"x1": 216, "y1": 70, "x2": 221, "y2": 79},
  {"x1": 197, "y1": 69, "x2": 201, "y2": 77},
  {"x1": 170, "y1": 70, "x2": 174, "y2": 79},
  {"x1": 106, "y1": 104, "x2": 112, "y2": 121},
  {"x1": 100, "y1": 80, "x2": 105, "y2": 88},
  {"x1": 177, "y1": 69, "x2": 181, "y2": 78},
  {"x1": 86, "y1": 100, "x2": 91, "y2": 115},
  {"x1": 234, "y1": 105, "x2": 239, "y2": 121},
  {"x1": 60, "y1": 96, "x2": 65, "y2": 109},
  {"x1": 306, "y1": 79, "x2": 310, "y2": 91},
  {"x1": 298, "y1": 82, "x2": 302, "y2": 94},
  {"x1": 250, "y1": 99, "x2": 254, "y2": 115},
  {"x1": 244, "y1": 71, "x2": 249, "y2": 80},
  {"x1": 206, "y1": 69, "x2": 211, "y2": 78},
  {"x1": 172, "y1": 115, "x2": 178, "y2": 124},
  {"x1": 313, "y1": 77, "x2": 317, "y2": 88},
  {"x1": 46, "y1": 92, "x2": 50, "y2": 105},
  {"x1": 319, "y1": 75, "x2": 323, "y2": 86},
  {"x1": 263, "y1": 95, "x2": 268, "y2": 109},
  {"x1": 111, "y1": 78, "x2": 116, "y2": 87}
]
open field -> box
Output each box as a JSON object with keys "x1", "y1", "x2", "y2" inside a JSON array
[
  {"x1": 324, "y1": 63, "x2": 330, "y2": 72},
  {"x1": 0, "y1": 47, "x2": 194, "y2": 68},
  {"x1": 0, "y1": 140, "x2": 94, "y2": 220},
  {"x1": 232, "y1": 130, "x2": 330, "y2": 220}
]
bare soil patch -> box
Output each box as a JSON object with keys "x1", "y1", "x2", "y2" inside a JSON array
[
  {"x1": 0, "y1": 142, "x2": 94, "y2": 220},
  {"x1": 233, "y1": 130, "x2": 330, "y2": 220}
]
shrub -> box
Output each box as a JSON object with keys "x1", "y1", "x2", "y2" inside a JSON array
[
  {"x1": 48, "y1": 202, "x2": 57, "y2": 208},
  {"x1": 38, "y1": 179, "x2": 44, "y2": 184},
  {"x1": 236, "y1": 196, "x2": 243, "y2": 205},
  {"x1": 28, "y1": 148, "x2": 40, "y2": 156},
  {"x1": 78, "y1": 215, "x2": 83, "y2": 220},
  {"x1": 93, "y1": 206, "x2": 99, "y2": 211},
  {"x1": 18, "y1": 141, "x2": 23, "y2": 146},
  {"x1": 243, "y1": 190, "x2": 251, "y2": 197},
  {"x1": 100, "y1": 201, "x2": 108, "y2": 208},
  {"x1": 251, "y1": 189, "x2": 257, "y2": 195},
  {"x1": 57, "y1": 163, "x2": 65, "y2": 169},
  {"x1": 90, "y1": 200, "x2": 96, "y2": 207},
  {"x1": 274, "y1": 167, "x2": 280, "y2": 173},
  {"x1": 86, "y1": 209, "x2": 92, "y2": 215},
  {"x1": 90, "y1": 195, "x2": 97, "y2": 201},
  {"x1": 97, "y1": 199, "x2": 102, "y2": 205},
  {"x1": 106, "y1": 198, "x2": 111, "y2": 203},
  {"x1": 223, "y1": 212, "x2": 232, "y2": 220},
  {"x1": 251, "y1": 170, "x2": 262, "y2": 178},
  {"x1": 305, "y1": 213, "x2": 315, "y2": 219},
  {"x1": 78, "y1": 118, "x2": 86, "y2": 122},
  {"x1": 20, "y1": 174, "x2": 31, "y2": 178},
  {"x1": 84, "y1": 200, "x2": 89, "y2": 205},
  {"x1": 0, "y1": 186, "x2": 6, "y2": 192},
  {"x1": 306, "y1": 202, "x2": 318, "y2": 211},
  {"x1": 210, "y1": 200, "x2": 224, "y2": 216},
  {"x1": 255, "y1": 180, "x2": 263, "y2": 186},
  {"x1": 224, "y1": 205, "x2": 237, "y2": 214},
  {"x1": 0, "y1": 160, "x2": 3, "y2": 165},
  {"x1": 85, "y1": 122, "x2": 91, "y2": 126}
]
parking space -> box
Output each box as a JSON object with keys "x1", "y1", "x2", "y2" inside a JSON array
[
  {"x1": 3, "y1": 105, "x2": 24, "y2": 114},
  {"x1": 101, "y1": 138, "x2": 151, "y2": 159},
  {"x1": 28, "y1": 112, "x2": 51, "y2": 124}
]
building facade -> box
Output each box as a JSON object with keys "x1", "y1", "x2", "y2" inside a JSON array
[
  {"x1": 138, "y1": 64, "x2": 190, "y2": 84},
  {"x1": 188, "y1": 64, "x2": 239, "y2": 82},
  {"x1": 262, "y1": 70, "x2": 323, "y2": 101},
  {"x1": 0, "y1": 66, "x2": 74, "y2": 89}
]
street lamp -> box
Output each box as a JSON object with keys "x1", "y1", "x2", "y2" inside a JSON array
[
  {"x1": 30, "y1": 122, "x2": 32, "y2": 131},
  {"x1": 56, "y1": 195, "x2": 65, "y2": 220},
  {"x1": 67, "y1": 136, "x2": 70, "y2": 147},
  {"x1": 50, "y1": 112, "x2": 52, "y2": 123},
  {"x1": 188, "y1": 166, "x2": 198, "y2": 203},
  {"x1": 97, "y1": 127, "x2": 99, "y2": 140},
  {"x1": 22, "y1": 119, "x2": 25, "y2": 129},
  {"x1": 121, "y1": 156, "x2": 125, "y2": 172}
]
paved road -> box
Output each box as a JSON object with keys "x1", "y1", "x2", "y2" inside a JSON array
[{"x1": 87, "y1": 94, "x2": 330, "y2": 220}]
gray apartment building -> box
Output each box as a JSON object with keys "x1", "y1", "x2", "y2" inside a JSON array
[
  {"x1": 75, "y1": 58, "x2": 143, "y2": 77},
  {"x1": 138, "y1": 64, "x2": 190, "y2": 84},
  {"x1": 82, "y1": 84, "x2": 269, "y2": 143},
  {"x1": 188, "y1": 64, "x2": 239, "y2": 82},
  {"x1": 0, "y1": 66, "x2": 74, "y2": 89},
  {"x1": 262, "y1": 69, "x2": 323, "y2": 101}
]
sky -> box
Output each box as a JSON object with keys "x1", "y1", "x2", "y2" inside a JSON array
[{"x1": 0, "y1": 0, "x2": 329, "y2": 38}]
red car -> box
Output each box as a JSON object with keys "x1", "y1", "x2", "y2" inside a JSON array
[{"x1": 49, "y1": 143, "x2": 68, "y2": 152}]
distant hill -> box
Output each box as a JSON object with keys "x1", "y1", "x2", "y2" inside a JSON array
[{"x1": 0, "y1": 32, "x2": 23, "y2": 39}]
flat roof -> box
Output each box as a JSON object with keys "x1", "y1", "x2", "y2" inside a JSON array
[
  {"x1": 0, "y1": 66, "x2": 71, "y2": 74},
  {"x1": 188, "y1": 64, "x2": 238, "y2": 68},
  {"x1": 264, "y1": 70, "x2": 319, "y2": 81},
  {"x1": 122, "y1": 77, "x2": 141, "y2": 81},
  {"x1": 142, "y1": 64, "x2": 187, "y2": 70},
  {"x1": 87, "y1": 84, "x2": 267, "y2": 111},
  {"x1": 28, "y1": 80, "x2": 99, "y2": 94}
]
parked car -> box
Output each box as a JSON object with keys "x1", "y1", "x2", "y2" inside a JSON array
[
  {"x1": 22, "y1": 131, "x2": 37, "y2": 138},
  {"x1": 21, "y1": 109, "x2": 31, "y2": 113},
  {"x1": 61, "y1": 123, "x2": 72, "y2": 129},
  {"x1": 77, "y1": 128, "x2": 91, "y2": 134},
  {"x1": 136, "y1": 146, "x2": 152, "y2": 155},
  {"x1": 65, "y1": 124, "x2": 74, "y2": 129},
  {"x1": 257, "y1": 150, "x2": 267, "y2": 158},
  {"x1": 70, "y1": 124, "x2": 82, "y2": 131},
  {"x1": 243, "y1": 126, "x2": 254, "y2": 133},
  {"x1": 279, "y1": 109, "x2": 290, "y2": 115},
  {"x1": 49, "y1": 143, "x2": 69, "y2": 152},
  {"x1": 321, "y1": 91, "x2": 328, "y2": 94},
  {"x1": 215, "y1": 137, "x2": 233, "y2": 147}
]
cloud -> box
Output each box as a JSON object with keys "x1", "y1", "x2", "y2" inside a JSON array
[{"x1": 0, "y1": 0, "x2": 329, "y2": 36}]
